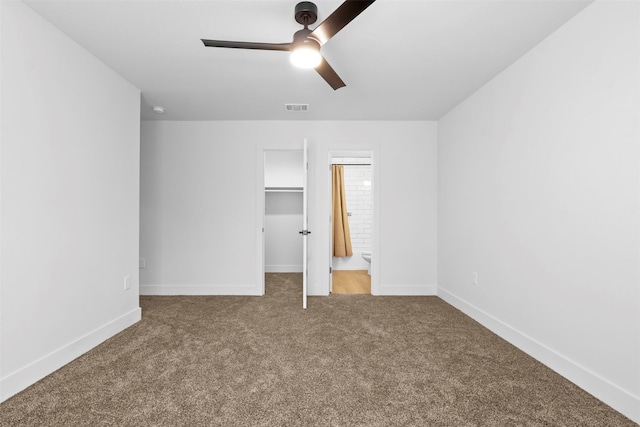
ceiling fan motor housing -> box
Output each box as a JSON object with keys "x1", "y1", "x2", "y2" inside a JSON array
[
  {"x1": 295, "y1": 2, "x2": 318, "y2": 26},
  {"x1": 293, "y1": 28, "x2": 320, "y2": 50}
]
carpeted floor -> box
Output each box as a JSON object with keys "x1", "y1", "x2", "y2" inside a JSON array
[{"x1": 0, "y1": 273, "x2": 635, "y2": 426}]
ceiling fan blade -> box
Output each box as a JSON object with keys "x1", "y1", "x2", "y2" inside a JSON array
[
  {"x1": 315, "y1": 57, "x2": 346, "y2": 90},
  {"x1": 201, "y1": 39, "x2": 292, "y2": 51},
  {"x1": 309, "y1": 0, "x2": 376, "y2": 45}
]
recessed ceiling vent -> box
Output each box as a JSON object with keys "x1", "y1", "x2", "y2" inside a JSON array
[{"x1": 284, "y1": 103, "x2": 309, "y2": 112}]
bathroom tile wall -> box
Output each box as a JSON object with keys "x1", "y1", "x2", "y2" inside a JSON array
[{"x1": 334, "y1": 158, "x2": 372, "y2": 253}]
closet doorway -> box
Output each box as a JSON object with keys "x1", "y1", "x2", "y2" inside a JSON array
[
  {"x1": 329, "y1": 151, "x2": 374, "y2": 295},
  {"x1": 263, "y1": 145, "x2": 309, "y2": 308}
]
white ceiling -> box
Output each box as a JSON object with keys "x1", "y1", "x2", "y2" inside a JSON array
[{"x1": 24, "y1": 0, "x2": 592, "y2": 121}]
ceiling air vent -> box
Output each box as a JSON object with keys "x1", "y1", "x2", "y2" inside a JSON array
[{"x1": 284, "y1": 103, "x2": 309, "y2": 112}]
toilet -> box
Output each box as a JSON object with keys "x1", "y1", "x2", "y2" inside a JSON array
[{"x1": 361, "y1": 251, "x2": 371, "y2": 275}]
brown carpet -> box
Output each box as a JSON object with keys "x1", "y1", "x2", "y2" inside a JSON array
[{"x1": 0, "y1": 273, "x2": 635, "y2": 426}]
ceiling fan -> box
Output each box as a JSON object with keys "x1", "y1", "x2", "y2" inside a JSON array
[{"x1": 201, "y1": 1, "x2": 376, "y2": 90}]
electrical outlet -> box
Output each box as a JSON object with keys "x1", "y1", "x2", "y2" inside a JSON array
[
  {"x1": 472, "y1": 271, "x2": 478, "y2": 285},
  {"x1": 139, "y1": 258, "x2": 146, "y2": 269},
  {"x1": 124, "y1": 275, "x2": 131, "y2": 291}
]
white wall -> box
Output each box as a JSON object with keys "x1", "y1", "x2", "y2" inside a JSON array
[
  {"x1": 140, "y1": 121, "x2": 438, "y2": 296},
  {"x1": 265, "y1": 192, "x2": 303, "y2": 272},
  {"x1": 264, "y1": 150, "x2": 303, "y2": 189},
  {"x1": 264, "y1": 151, "x2": 304, "y2": 272},
  {"x1": 0, "y1": 1, "x2": 141, "y2": 401},
  {"x1": 437, "y1": 1, "x2": 639, "y2": 422}
]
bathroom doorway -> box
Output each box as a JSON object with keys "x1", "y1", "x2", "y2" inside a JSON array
[{"x1": 329, "y1": 151, "x2": 374, "y2": 295}]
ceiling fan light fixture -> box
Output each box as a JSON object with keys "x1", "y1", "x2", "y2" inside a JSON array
[
  {"x1": 201, "y1": 0, "x2": 376, "y2": 89},
  {"x1": 290, "y1": 43, "x2": 322, "y2": 69}
]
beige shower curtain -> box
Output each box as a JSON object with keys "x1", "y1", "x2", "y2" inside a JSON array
[{"x1": 332, "y1": 165, "x2": 353, "y2": 257}]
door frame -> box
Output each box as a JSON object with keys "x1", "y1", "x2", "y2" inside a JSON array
[
  {"x1": 302, "y1": 139, "x2": 308, "y2": 309},
  {"x1": 256, "y1": 147, "x2": 266, "y2": 296},
  {"x1": 328, "y1": 150, "x2": 378, "y2": 295},
  {"x1": 257, "y1": 145, "x2": 307, "y2": 302}
]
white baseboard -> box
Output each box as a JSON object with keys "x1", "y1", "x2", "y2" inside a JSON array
[
  {"x1": 376, "y1": 284, "x2": 438, "y2": 296},
  {"x1": 140, "y1": 283, "x2": 259, "y2": 295},
  {"x1": 437, "y1": 287, "x2": 640, "y2": 424},
  {"x1": 0, "y1": 307, "x2": 141, "y2": 403},
  {"x1": 265, "y1": 265, "x2": 303, "y2": 273}
]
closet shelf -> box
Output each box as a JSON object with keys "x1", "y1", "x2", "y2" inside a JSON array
[{"x1": 265, "y1": 187, "x2": 303, "y2": 193}]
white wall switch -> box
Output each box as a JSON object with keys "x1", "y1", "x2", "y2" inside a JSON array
[
  {"x1": 124, "y1": 275, "x2": 131, "y2": 291},
  {"x1": 139, "y1": 258, "x2": 146, "y2": 269},
  {"x1": 472, "y1": 271, "x2": 478, "y2": 285}
]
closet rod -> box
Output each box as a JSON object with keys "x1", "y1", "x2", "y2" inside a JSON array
[{"x1": 331, "y1": 163, "x2": 371, "y2": 166}]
